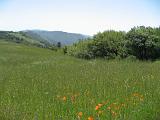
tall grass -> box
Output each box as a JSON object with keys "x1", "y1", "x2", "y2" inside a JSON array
[{"x1": 0, "y1": 41, "x2": 160, "y2": 120}]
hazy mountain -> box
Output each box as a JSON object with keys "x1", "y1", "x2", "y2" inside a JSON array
[
  {"x1": 0, "y1": 31, "x2": 52, "y2": 48},
  {"x1": 22, "y1": 30, "x2": 90, "y2": 45},
  {"x1": 0, "y1": 30, "x2": 90, "y2": 49}
]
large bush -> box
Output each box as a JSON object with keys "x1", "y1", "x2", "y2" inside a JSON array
[
  {"x1": 67, "y1": 38, "x2": 94, "y2": 59},
  {"x1": 88, "y1": 31, "x2": 128, "y2": 59},
  {"x1": 67, "y1": 31, "x2": 128, "y2": 59},
  {"x1": 126, "y1": 26, "x2": 160, "y2": 60},
  {"x1": 67, "y1": 26, "x2": 160, "y2": 60}
]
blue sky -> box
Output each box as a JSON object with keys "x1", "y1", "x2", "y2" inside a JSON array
[{"x1": 0, "y1": 0, "x2": 159, "y2": 35}]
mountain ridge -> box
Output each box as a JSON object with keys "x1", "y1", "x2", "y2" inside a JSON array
[
  {"x1": 22, "y1": 30, "x2": 90, "y2": 45},
  {"x1": 0, "y1": 30, "x2": 90, "y2": 49}
]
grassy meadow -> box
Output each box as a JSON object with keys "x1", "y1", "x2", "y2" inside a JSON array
[{"x1": 0, "y1": 41, "x2": 160, "y2": 120}]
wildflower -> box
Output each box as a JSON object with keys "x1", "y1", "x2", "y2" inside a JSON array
[
  {"x1": 98, "y1": 110, "x2": 103, "y2": 115},
  {"x1": 133, "y1": 93, "x2": 140, "y2": 97},
  {"x1": 95, "y1": 103, "x2": 103, "y2": 110},
  {"x1": 62, "y1": 96, "x2": 67, "y2": 101},
  {"x1": 88, "y1": 116, "x2": 94, "y2": 120},
  {"x1": 132, "y1": 93, "x2": 144, "y2": 101},
  {"x1": 140, "y1": 95, "x2": 144, "y2": 100},
  {"x1": 95, "y1": 105, "x2": 99, "y2": 110},
  {"x1": 140, "y1": 97, "x2": 144, "y2": 101},
  {"x1": 121, "y1": 103, "x2": 125, "y2": 107},
  {"x1": 107, "y1": 103, "x2": 115, "y2": 110},
  {"x1": 111, "y1": 110, "x2": 117, "y2": 117},
  {"x1": 107, "y1": 106, "x2": 111, "y2": 110},
  {"x1": 78, "y1": 112, "x2": 83, "y2": 118},
  {"x1": 71, "y1": 96, "x2": 75, "y2": 102},
  {"x1": 98, "y1": 103, "x2": 103, "y2": 107}
]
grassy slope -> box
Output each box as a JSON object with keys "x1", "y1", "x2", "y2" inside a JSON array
[
  {"x1": 0, "y1": 40, "x2": 160, "y2": 120},
  {"x1": 8, "y1": 32, "x2": 42, "y2": 44},
  {"x1": 0, "y1": 31, "x2": 50, "y2": 48}
]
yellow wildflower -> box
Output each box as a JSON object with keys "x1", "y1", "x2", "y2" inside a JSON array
[{"x1": 62, "y1": 96, "x2": 67, "y2": 101}]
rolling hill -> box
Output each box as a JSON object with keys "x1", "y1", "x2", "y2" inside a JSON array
[
  {"x1": 22, "y1": 30, "x2": 89, "y2": 45},
  {"x1": 0, "y1": 40, "x2": 160, "y2": 119},
  {"x1": 0, "y1": 31, "x2": 52, "y2": 48},
  {"x1": 0, "y1": 30, "x2": 90, "y2": 48}
]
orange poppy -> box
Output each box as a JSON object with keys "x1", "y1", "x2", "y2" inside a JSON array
[
  {"x1": 88, "y1": 116, "x2": 94, "y2": 120},
  {"x1": 78, "y1": 112, "x2": 83, "y2": 117},
  {"x1": 95, "y1": 105, "x2": 99, "y2": 110}
]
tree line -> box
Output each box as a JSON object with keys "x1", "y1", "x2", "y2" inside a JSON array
[{"x1": 65, "y1": 26, "x2": 160, "y2": 60}]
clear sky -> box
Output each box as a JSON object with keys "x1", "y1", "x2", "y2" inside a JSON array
[{"x1": 0, "y1": 0, "x2": 159, "y2": 35}]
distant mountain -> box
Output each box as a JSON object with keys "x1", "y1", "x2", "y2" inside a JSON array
[
  {"x1": 0, "y1": 31, "x2": 52, "y2": 48},
  {"x1": 0, "y1": 30, "x2": 90, "y2": 49},
  {"x1": 22, "y1": 30, "x2": 90, "y2": 45}
]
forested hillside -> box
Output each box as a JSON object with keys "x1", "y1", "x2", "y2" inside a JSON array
[
  {"x1": 0, "y1": 31, "x2": 53, "y2": 48},
  {"x1": 22, "y1": 30, "x2": 89, "y2": 45}
]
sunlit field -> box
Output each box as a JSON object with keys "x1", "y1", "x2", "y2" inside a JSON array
[{"x1": 0, "y1": 41, "x2": 160, "y2": 120}]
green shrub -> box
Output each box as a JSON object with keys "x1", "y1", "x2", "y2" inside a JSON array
[
  {"x1": 126, "y1": 26, "x2": 160, "y2": 60},
  {"x1": 90, "y1": 31, "x2": 128, "y2": 58},
  {"x1": 67, "y1": 39, "x2": 94, "y2": 59},
  {"x1": 67, "y1": 31, "x2": 128, "y2": 59},
  {"x1": 67, "y1": 26, "x2": 160, "y2": 60}
]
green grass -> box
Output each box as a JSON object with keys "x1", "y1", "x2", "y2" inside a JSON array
[{"x1": 0, "y1": 41, "x2": 160, "y2": 120}]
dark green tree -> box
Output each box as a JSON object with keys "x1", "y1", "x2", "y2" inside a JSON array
[
  {"x1": 89, "y1": 30, "x2": 127, "y2": 59},
  {"x1": 126, "y1": 26, "x2": 160, "y2": 60},
  {"x1": 67, "y1": 31, "x2": 128, "y2": 59},
  {"x1": 57, "y1": 42, "x2": 61, "y2": 48}
]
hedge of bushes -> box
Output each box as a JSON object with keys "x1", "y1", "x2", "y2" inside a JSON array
[{"x1": 65, "y1": 26, "x2": 160, "y2": 60}]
